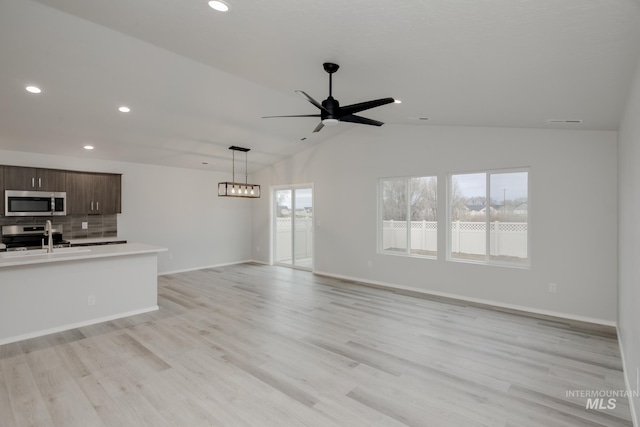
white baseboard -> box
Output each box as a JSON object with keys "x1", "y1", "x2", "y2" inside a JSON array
[
  {"x1": 313, "y1": 269, "x2": 617, "y2": 328},
  {"x1": 0, "y1": 306, "x2": 159, "y2": 346},
  {"x1": 617, "y1": 329, "x2": 639, "y2": 427}
]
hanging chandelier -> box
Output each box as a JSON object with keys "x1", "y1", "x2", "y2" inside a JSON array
[{"x1": 218, "y1": 146, "x2": 261, "y2": 198}]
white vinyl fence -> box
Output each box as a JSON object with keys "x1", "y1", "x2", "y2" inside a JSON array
[
  {"x1": 275, "y1": 217, "x2": 313, "y2": 262},
  {"x1": 382, "y1": 220, "x2": 527, "y2": 258},
  {"x1": 383, "y1": 220, "x2": 438, "y2": 253},
  {"x1": 276, "y1": 219, "x2": 527, "y2": 261}
]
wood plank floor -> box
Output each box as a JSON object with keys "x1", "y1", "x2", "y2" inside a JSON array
[{"x1": 0, "y1": 263, "x2": 633, "y2": 426}]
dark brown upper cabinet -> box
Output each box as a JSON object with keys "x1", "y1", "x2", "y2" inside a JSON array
[
  {"x1": 3, "y1": 166, "x2": 66, "y2": 191},
  {"x1": 66, "y1": 171, "x2": 121, "y2": 215}
]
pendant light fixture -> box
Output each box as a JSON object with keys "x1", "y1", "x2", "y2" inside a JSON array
[{"x1": 218, "y1": 146, "x2": 261, "y2": 198}]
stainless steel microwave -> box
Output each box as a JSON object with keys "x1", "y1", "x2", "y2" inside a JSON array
[{"x1": 4, "y1": 190, "x2": 67, "y2": 216}]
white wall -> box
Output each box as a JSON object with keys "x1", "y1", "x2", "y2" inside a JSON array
[
  {"x1": 0, "y1": 149, "x2": 253, "y2": 273},
  {"x1": 252, "y1": 124, "x2": 618, "y2": 323},
  {"x1": 618, "y1": 54, "x2": 640, "y2": 425}
]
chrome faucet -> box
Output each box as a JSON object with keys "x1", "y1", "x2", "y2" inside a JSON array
[{"x1": 44, "y1": 220, "x2": 53, "y2": 253}]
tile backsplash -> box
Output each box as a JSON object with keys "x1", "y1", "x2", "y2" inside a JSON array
[{"x1": 0, "y1": 214, "x2": 117, "y2": 239}]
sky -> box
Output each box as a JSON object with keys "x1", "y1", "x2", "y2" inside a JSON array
[
  {"x1": 453, "y1": 171, "x2": 528, "y2": 200},
  {"x1": 276, "y1": 188, "x2": 313, "y2": 209},
  {"x1": 274, "y1": 173, "x2": 526, "y2": 209}
]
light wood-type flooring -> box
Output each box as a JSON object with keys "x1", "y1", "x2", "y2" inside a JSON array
[{"x1": 0, "y1": 263, "x2": 633, "y2": 426}]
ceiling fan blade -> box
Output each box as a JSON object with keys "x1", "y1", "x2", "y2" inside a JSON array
[
  {"x1": 262, "y1": 114, "x2": 321, "y2": 118},
  {"x1": 313, "y1": 122, "x2": 324, "y2": 133},
  {"x1": 340, "y1": 98, "x2": 395, "y2": 116},
  {"x1": 296, "y1": 90, "x2": 330, "y2": 113},
  {"x1": 339, "y1": 114, "x2": 384, "y2": 127}
]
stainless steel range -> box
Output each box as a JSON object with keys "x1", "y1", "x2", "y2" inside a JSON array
[{"x1": 1, "y1": 224, "x2": 69, "y2": 251}]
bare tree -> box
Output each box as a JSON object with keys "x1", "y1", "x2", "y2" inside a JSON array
[
  {"x1": 383, "y1": 177, "x2": 439, "y2": 221},
  {"x1": 410, "y1": 177, "x2": 437, "y2": 221},
  {"x1": 450, "y1": 179, "x2": 466, "y2": 221},
  {"x1": 382, "y1": 179, "x2": 408, "y2": 221},
  {"x1": 276, "y1": 191, "x2": 290, "y2": 217}
]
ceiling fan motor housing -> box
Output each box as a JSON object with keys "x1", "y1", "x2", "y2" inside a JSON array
[{"x1": 321, "y1": 96, "x2": 339, "y2": 120}]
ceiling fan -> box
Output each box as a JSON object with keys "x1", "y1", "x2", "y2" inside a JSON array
[{"x1": 263, "y1": 62, "x2": 397, "y2": 133}]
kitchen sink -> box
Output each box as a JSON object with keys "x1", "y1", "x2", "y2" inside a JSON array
[{"x1": 0, "y1": 247, "x2": 91, "y2": 259}]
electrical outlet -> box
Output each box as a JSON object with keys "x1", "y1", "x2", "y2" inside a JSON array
[
  {"x1": 548, "y1": 283, "x2": 557, "y2": 293},
  {"x1": 88, "y1": 295, "x2": 96, "y2": 306},
  {"x1": 367, "y1": 260, "x2": 372, "y2": 268},
  {"x1": 82, "y1": 221, "x2": 88, "y2": 230}
]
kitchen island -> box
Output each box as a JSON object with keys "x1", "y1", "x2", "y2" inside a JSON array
[{"x1": 0, "y1": 243, "x2": 166, "y2": 345}]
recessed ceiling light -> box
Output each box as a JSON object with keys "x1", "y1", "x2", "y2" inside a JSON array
[
  {"x1": 84, "y1": 145, "x2": 94, "y2": 150},
  {"x1": 118, "y1": 106, "x2": 131, "y2": 113},
  {"x1": 208, "y1": 1, "x2": 230, "y2": 12},
  {"x1": 25, "y1": 86, "x2": 41, "y2": 94}
]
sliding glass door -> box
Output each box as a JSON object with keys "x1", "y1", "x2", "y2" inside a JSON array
[{"x1": 274, "y1": 186, "x2": 313, "y2": 270}]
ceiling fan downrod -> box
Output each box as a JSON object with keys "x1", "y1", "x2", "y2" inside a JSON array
[{"x1": 323, "y1": 62, "x2": 339, "y2": 98}]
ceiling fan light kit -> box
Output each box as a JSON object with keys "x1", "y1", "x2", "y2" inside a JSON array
[
  {"x1": 263, "y1": 62, "x2": 396, "y2": 133},
  {"x1": 218, "y1": 146, "x2": 261, "y2": 198},
  {"x1": 208, "y1": 1, "x2": 230, "y2": 12}
]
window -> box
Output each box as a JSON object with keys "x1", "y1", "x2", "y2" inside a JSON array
[
  {"x1": 380, "y1": 176, "x2": 437, "y2": 257},
  {"x1": 449, "y1": 169, "x2": 529, "y2": 266}
]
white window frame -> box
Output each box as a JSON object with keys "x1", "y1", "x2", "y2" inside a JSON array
[
  {"x1": 378, "y1": 176, "x2": 438, "y2": 259},
  {"x1": 447, "y1": 167, "x2": 530, "y2": 268}
]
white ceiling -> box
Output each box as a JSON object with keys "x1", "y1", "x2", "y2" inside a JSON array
[{"x1": 1, "y1": 0, "x2": 639, "y2": 174}]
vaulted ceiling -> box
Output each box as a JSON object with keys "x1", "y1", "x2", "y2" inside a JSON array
[{"x1": 1, "y1": 0, "x2": 639, "y2": 173}]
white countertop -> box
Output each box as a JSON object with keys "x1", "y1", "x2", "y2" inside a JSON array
[{"x1": 0, "y1": 243, "x2": 166, "y2": 268}]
